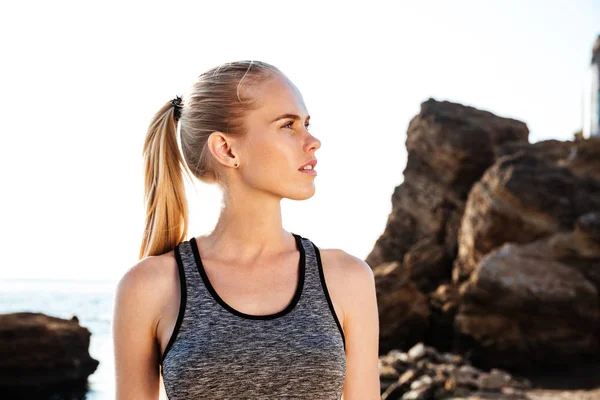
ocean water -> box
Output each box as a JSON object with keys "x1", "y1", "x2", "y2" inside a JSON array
[{"x1": 0, "y1": 279, "x2": 147, "y2": 399}]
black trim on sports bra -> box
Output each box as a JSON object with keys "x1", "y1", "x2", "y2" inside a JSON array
[
  {"x1": 313, "y1": 242, "x2": 346, "y2": 351},
  {"x1": 160, "y1": 243, "x2": 188, "y2": 367},
  {"x1": 190, "y1": 233, "x2": 306, "y2": 320}
]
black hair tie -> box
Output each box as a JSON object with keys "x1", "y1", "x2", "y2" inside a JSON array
[{"x1": 171, "y1": 95, "x2": 183, "y2": 121}]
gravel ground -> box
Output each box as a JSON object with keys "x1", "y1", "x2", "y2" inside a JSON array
[
  {"x1": 526, "y1": 387, "x2": 600, "y2": 400},
  {"x1": 521, "y1": 362, "x2": 600, "y2": 400}
]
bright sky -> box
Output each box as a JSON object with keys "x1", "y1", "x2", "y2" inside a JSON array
[{"x1": 1, "y1": 1, "x2": 598, "y2": 281}]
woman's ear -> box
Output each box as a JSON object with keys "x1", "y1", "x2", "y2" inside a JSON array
[{"x1": 207, "y1": 131, "x2": 239, "y2": 168}]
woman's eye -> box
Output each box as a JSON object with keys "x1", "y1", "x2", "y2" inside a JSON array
[{"x1": 282, "y1": 121, "x2": 311, "y2": 130}]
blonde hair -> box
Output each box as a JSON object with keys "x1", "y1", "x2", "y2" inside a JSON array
[{"x1": 139, "y1": 60, "x2": 282, "y2": 259}]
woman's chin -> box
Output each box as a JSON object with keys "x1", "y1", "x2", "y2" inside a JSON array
[{"x1": 287, "y1": 186, "x2": 316, "y2": 201}]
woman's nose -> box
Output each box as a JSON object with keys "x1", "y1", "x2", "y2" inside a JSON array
[{"x1": 306, "y1": 133, "x2": 321, "y2": 152}]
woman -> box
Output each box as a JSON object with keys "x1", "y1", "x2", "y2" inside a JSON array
[{"x1": 112, "y1": 60, "x2": 380, "y2": 399}]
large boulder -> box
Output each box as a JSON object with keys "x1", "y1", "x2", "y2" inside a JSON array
[
  {"x1": 455, "y1": 212, "x2": 600, "y2": 369},
  {"x1": 0, "y1": 312, "x2": 99, "y2": 391},
  {"x1": 367, "y1": 98, "x2": 529, "y2": 294},
  {"x1": 453, "y1": 151, "x2": 600, "y2": 283}
]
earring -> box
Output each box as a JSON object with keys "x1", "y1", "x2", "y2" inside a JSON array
[{"x1": 234, "y1": 163, "x2": 238, "y2": 167}]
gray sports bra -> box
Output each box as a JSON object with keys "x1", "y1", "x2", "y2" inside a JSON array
[{"x1": 160, "y1": 233, "x2": 347, "y2": 399}]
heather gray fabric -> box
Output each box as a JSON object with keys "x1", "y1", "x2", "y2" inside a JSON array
[{"x1": 160, "y1": 233, "x2": 347, "y2": 399}]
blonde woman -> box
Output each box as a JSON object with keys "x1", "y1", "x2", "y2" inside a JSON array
[{"x1": 112, "y1": 60, "x2": 380, "y2": 399}]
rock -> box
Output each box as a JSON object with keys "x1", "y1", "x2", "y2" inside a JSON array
[
  {"x1": 410, "y1": 374, "x2": 433, "y2": 390},
  {"x1": 428, "y1": 284, "x2": 461, "y2": 351},
  {"x1": 574, "y1": 211, "x2": 600, "y2": 253},
  {"x1": 381, "y1": 369, "x2": 417, "y2": 399},
  {"x1": 402, "y1": 385, "x2": 434, "y2": 400},
  {"x1": 372, "y1": 98, "x2": 600, "y2": 394},
  {"x1": 379, "y1": 343, "x2": 530, "y2": 399},
  {"x1": 379, "y1": 363, "x2": 400, "y2": 394},
  {"x1": 441, "y1": 352, "x2": 464, "y2": 365},
  {"x1": 380, "y1": 364, "x2": 400, "y2": 381},
  {"x1": 0, "y1": 312, "x2": 99, "y2": 389},
  {"x1": 501, "y1": 386, "x2": 524, "y2": 396},
  {"x1": 451, "y1": 149, "x2": 600, "y2": 368},
  {"x1": 404, "y1": 238, "x2": 449, "y2": 293},
  {"x1": 374, "y1": 261, "x2": 430, "y2": 354},
  {"x1": 455, "y1": 225, "x2": 600, "y2": 368},
  {"x1": 391, "y1": 352, "x2": 413, "y2": 373},
  {"x1": 367, "y1": 98, "x2": 529, "y2": 355},
  {"x1": 380, "y1": 364, "x2": 401, "y2": 393},
  {"x1": 496, "y1": 137, "x2": 600, "y2": 181},
  {"x1": 453, "y1": 365, "x2": 482, "y2": 389},
  {"x1": 477, "y1": 372, "x2": 506, "y2": 391},
  {"x1": 439, "y1": 363, "x2": 458, "y2": 375},
  {"x1": 381, "y1": 381, "x2": 408, "y2": 400},
  {"x1": 459, "y1": 364, "x2": 483, "y2": 376},
  {"x1": 408, "y1": 342, "x2": 445, "y2": 365},
  {"x1": 408, "y1": 343, "x2": 427, "y2": 361},
  {"x1": 453, "y1": 152, "x2": 600, "y2": 283},
  {"x1": 399, "y1": 369, "x2": 417, "y2": 385},
  {"x1": 367, "y1": 98, "x2": 528, "y2": 280},
  {"x1": 490, "y1": 368, "x2": 512, "y2": 383}
]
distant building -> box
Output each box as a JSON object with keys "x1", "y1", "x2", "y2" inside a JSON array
[{"x1": 583, "y1": 35, "x2": 600, "y2": 138}]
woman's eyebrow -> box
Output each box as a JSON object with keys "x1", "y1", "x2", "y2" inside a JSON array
[{"x1": 270, "y1": 113, "x2": 311, "y2": 123}]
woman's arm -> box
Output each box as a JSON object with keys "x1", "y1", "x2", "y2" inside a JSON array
[
  {"x1": 112, "y1": 258, "x2": 164, "y2": 399},
  {"x1": 340, "y1": 252, "x2": 381, "y2": 400}
]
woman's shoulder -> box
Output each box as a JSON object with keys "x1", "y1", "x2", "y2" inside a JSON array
[
  {"x1": 316, "y1": 247, "x2": 375, "y2": 309},
  {"x1": 118, "y1": 250, "x2": 178, "y2": 293},
  {"x1": 114, "y1": 250, "x2": 179, "y2": 331},
  {"x1": 318, "y1": 247, "x2": 373, "y2": 280}
]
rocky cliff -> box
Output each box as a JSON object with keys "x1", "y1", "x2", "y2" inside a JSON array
[
  {"x1": 371, "y1": 99, "x2": 600, "y2": 374},
  {"x1": 0, "y1": 312, "x2": 99, "y2": 396}
]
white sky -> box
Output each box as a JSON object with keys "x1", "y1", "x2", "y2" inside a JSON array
[{"x1": 1, "y1": 0, "x2": 598, "y2": 281}]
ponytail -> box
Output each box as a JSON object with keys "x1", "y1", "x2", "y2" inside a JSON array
[
  {"x1": 138, "y1": 61, "x2": 284, "y2": 259},
  {"x1": 139, "y1": 99, "x2": 193, "y2": 259}
]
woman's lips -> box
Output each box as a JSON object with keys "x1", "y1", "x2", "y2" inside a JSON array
[{"x1": 299, "y1": 168, "x2": 317, "y2": 176}]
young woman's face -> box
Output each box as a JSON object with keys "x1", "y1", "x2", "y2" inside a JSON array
[{"x1": 237, "y1": 74, "x2": 321, "y2": 200}]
